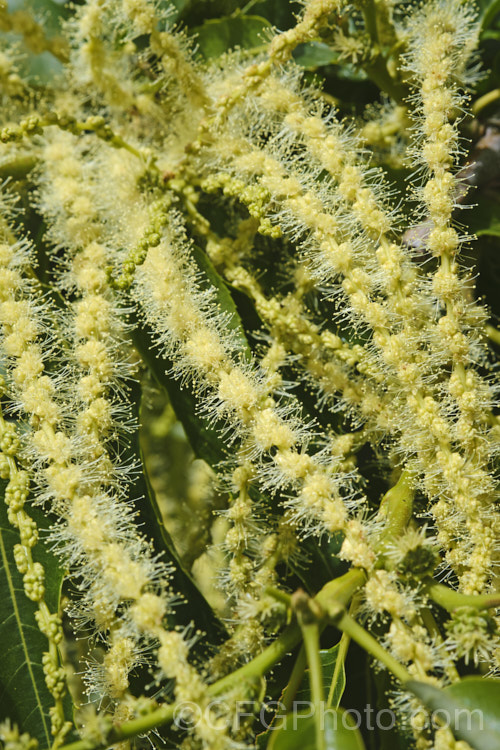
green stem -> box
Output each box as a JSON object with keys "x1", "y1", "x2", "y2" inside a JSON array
[
  {"x1": 486, "y1": 324, "x2": 500, "y2": 347},
  {"x1": 315, "y1": 568, "x2": 366, "y2": 611},
  {"x1": 215, "y1": 569, "x2": 365, "y2": 696},
  {"x1": 55, "y1": 705, "x2": 176, "y2": 750},
  {"x1": 425, "y1": 580, "x2": 500, "y2": 612},
  {"x1": 264, "y1": 586, "x2": 293, "y2": 607},
  {"x1": 481, "y1": 0, "x2": 500, "y2": 32},
  {"x1": 35, "y1": 116, "x2": 148, "y2": 165},
  {"x1": 363, "y1": 55, "x2": 407, "y2": 105},
  {"x1": 376, "y1": 469, "x2": 415, "y2": 564},
  {"x1": 378, "y1": 469, "x2": 414, "y2": 542},
  {"x1": 327, "y1": 630, "x2": 350, "y2": 708},
  {"x1": 281, "y1": 646, "x2": 307, "y2": 713},
  {"x1": 0, "y1": 156, "x2": 37, "y2": 180},
  {"x1": 362, "y1": 0, "x2": 379, "y2": 45},
  {"x1": 358, "y1": 0, "x2": 409, "y2": 106},
  {"x1": 210, "y1": 622, "x2": 302, "y2": 696},
  {"x1": 301, "y1": 621, "x2": 325, "y2": 750},
  {"x1": 331, "y1": 609, "x2": 411, "y2": 684},
  {"x1": 71, "y1": 122, "x2": 145, "y2": 162},
  {"x1": 472, "y1": 88, "x2": 500, "y2": 116},
  {"x1": 267, "y1": 646, "x2": 308, "y2": 750},
  {"x1": 50, "y1": 569, "x2": 366, "y2": 750},
  {"x1": 51, "y1": 624, "x2": 302, "y2": 750}
]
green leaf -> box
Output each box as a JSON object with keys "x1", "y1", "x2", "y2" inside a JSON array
[
  {"x1": 125, "y1": 378, "x2": 228, "y2": 649},
  {"x1": 191, "y1": 246, "x2": 251, "y2": 360},
  {"x1": 250, "y1": 0, "x2": 301, "y2": 30},
  {"x1": 135, "y1": 322, "x2": 227, "y2": 465},
  {"x1": 467, "y1": 196, "x2": 500, "y2": 237},
  {"x1": 171, "y1": 0, "x2": 300, "y2": 32},
  {"x1": 295, "y1": 644, "x2": 346, "y2": 710},
  {"x1": 0, "y1": 483, "x2": 67, "y2": 745},
  {"x1": 258, "y1": 646, "x2": 349, "y2": 750},
  {"x1": 271, "y1": 710, "x2": 366, "y2": 750},
  {"x1": 2, "y1": 0, "x2": 68, "y2": 83},
  {"x1": 406, "y1": 677, "x2": 500, "y2": 750},
  {"x1": 298, "y1": 533, "x2": 347, "y2": 594},
  {"x1": 20, "y1": 51, "x2": 64, "y2": 86},
  {"x1": 480, "y1": 0, "x2": 500, "y2": 32},
  {"x1": 161, "y1": 0, "x2": 192, "y2": 21},
  {"x1": 191, "y1": 15, "x2": 271, "y2": 59},
  {"x1": 372, "y1": 667, "x2": 410, "y2": 750},
  {"x1": 293, "y1": 42, "x2": 338, "y2": 69},
  {"x1": 6, "y1": 0, "x2": 69, "y2": 36}
]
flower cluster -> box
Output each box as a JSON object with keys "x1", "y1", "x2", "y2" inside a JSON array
[{"x1": 0, "y1": 1, "x2": 499, "y2": 749}]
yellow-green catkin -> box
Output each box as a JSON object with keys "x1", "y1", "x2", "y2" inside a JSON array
[
  {"x1": 134, "y1": 216, "x2": 378, "y2": 567},
  {"x1": 405, "y1": 0, "x2": 500, "y2": 595},
  {"x1": 0, "y1": 182, "x2": 226, "y2": 750},
  {"x1": 196, "y1": 34, "x2": 499, "y2": 597},
  {"x1": 197, "y1": 207, "x2": 385, "y2": 430},
  {"x1": 0, "y1": 227, "x2": 71, "y2": 742},
  {"x1": 1, "y1": 0, "x2": 499, "y2": 745}
]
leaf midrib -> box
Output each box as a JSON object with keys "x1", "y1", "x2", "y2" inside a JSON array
[{"x1": 0, "y1": 526, "x2": 51, "y2": 746}]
